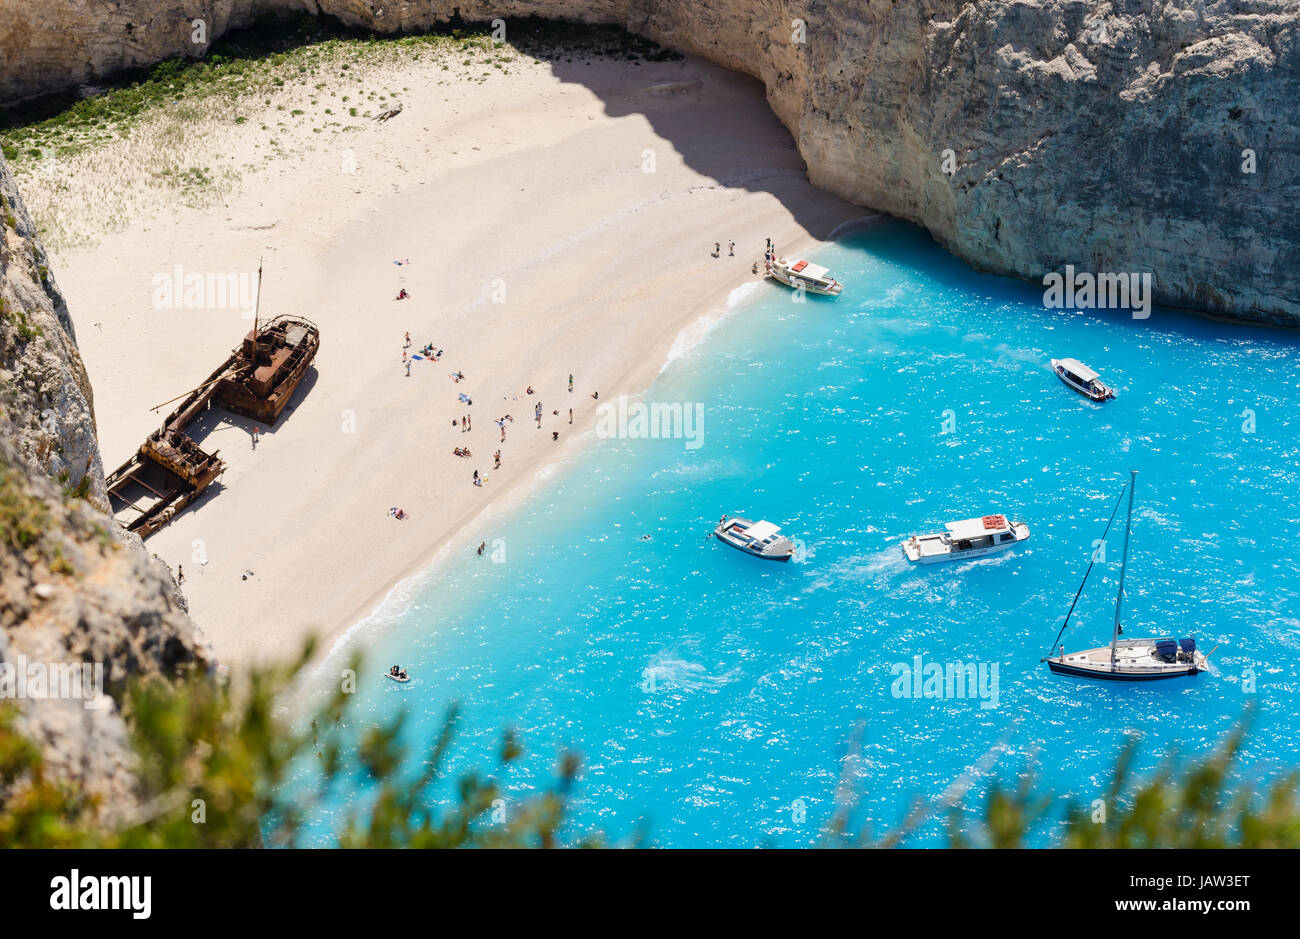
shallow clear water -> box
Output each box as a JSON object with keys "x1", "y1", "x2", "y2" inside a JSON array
[{"x1": 284, "y1": 219, "x2": 1300, "y2": 847}]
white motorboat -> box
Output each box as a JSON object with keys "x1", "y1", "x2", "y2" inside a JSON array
[
  {"x1": 1051, "y1": 357, "x2": 1116, "y2": 401},
  {"x1": 903, "y1": 514, "x2": 1030, "y2": 564},
  {"x1": 769, "y1": 257, "x2": 844, "y2": 296},
  {"x1": 1043, "y1": 471, "x2": 1214, "y2": 681},
  {"x1": 713, "y1": 516, "x2": 796, "y2": 562},
  {"x1": 385, "y1": 667, "x2": 411, "y2": 683}
]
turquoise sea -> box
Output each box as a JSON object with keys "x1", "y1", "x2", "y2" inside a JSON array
[{"x1": 285, "y1": 219, "x2": 1300, "y2": 846}]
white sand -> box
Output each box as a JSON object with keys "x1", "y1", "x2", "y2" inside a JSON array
[{"x1": 37, "y1": 47, "x2": 860, "y2": 666}]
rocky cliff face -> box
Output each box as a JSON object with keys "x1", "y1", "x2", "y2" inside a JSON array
[
  {"x1": 1, "y1": 154, "x2": 210, "y2": 821},
  {"x1": 2, "y1": 1, "x2": 1298, "y2": 324}
]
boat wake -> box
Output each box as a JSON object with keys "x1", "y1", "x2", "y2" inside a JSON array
[
  {"x1": 951, "y1": 551, "x2": 1019, "y2": 575},
  {"x1": 645, "y1": 652, "x2": 741, "y2": 693},
  {"x1": 804, "y1": 547, "x2": 908, "y2": 594}
]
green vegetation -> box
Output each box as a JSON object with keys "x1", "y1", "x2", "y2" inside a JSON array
[
  {"x1": 59, "y1": 471, "x2": 91, "y2": 502},
  {"x1": 0, "y1": 632, "x2": 1294, "y2": 847},
  {"x1": 807, "y1": 705, "x2": 1299, "y2": 849},
  {"x1": 0, "y1": 463, "x2": 49, "y2": 553},
  {"x1": 0, "y1": 14, "x2": 682, "y2": 168},
  {"x1": 0, "y1": 297, "x2": 42, "y2": 342},
  {"x1": 0, "y1": 643, "x2": 592, "y2": 847}
]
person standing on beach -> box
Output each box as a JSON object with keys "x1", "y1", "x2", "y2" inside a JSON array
[
  {"x1": 251, "y1": 426, "x2": 260, "y2": 449},
  {"x1": 477, "y1": 541, "x2": 485, "y2": 556},
  {"x1": 568, "y1": 408, "x2": 573, "y2": 425},
  {"x1": 535, "y1": 402, "x2": 543, "y2": 428},
  {"x1": 569, "y1": 374, "x2": 574, "y2": 392},
  {"x1": 494, "y1": 450, "x2": 501, "y2": 469},
  {"x1": 467, "y1": 414, "x2": 472, "y2": 432},
  {"x1": 728, "y1": 240, "x2": 735, "y2": 256},
  {"x1": 177, "y1": 565, "x2": 185, "y2": 585},
  {"x1": 713, "y1": 242, "x2": 720, "y2": 258}
]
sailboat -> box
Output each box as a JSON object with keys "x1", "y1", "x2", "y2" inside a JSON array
[{"x1": 1042, "y1": 471, "x2": 1214, "y2": 681}]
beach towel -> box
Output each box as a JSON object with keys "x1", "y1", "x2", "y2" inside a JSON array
[{"x1": 412, "y1": 354, "x2": 423, "y2": 361}]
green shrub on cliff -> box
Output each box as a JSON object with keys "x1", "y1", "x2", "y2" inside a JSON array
[
  {"x1": 0, "y1": 463, "x2": 50, "y2": 553},
  {"x1": 0, "y1": 641, "x2": 590, "y2": 848}
]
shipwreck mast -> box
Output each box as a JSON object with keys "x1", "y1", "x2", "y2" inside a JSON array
[{"x1": 252, "y1": 256, "x2": 263, "y2": 360}]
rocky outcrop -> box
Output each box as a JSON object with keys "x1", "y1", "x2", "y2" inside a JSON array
[
  {"x1": 1, "y1": 154, "x2": 210, "y2": 821},
  {"x1": 2, "y1": 1, "x2": 1298, "y2": 324},
  {"x1": 0, "y1": 158, "x2": 103, "y2": 501}
]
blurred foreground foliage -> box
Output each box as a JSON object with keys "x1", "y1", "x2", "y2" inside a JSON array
[
  {"x1": 0, "y1": 641, "x2": 591, "y2": 848},
  {"x1": 1, "y1": 648, "x2": 1296, "y2": 847}
]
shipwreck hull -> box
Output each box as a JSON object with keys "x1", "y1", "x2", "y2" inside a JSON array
[
  {"x1": 104, "y1": 314, "x2": 319, "y2": 538},
  {"x1": 216, "y1": 316, "x2": 319, "y2": 425},
  {"x1": 106, "y1": 442, "x2": 223, "y2": 538}
]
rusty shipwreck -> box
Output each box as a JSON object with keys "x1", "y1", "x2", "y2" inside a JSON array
[{"x1": 106, "y1": 268, "x2": 319, "y2": 538}]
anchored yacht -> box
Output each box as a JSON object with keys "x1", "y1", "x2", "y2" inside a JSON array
[
  {"x1": 713, "y1": 516, "x2": 796, "y2": 562},
  {"x1": 1051, "y1": 357, "x2": 1116, "y2": 401},
  {"x1": 769, "y1": 257, "x2": 844, "y2": 296},
  {"x1": 1043, "y1": 471, "x2": 1215, "y2": 681},
  {"x1": 903, "y1": 514, "x2": 1030, "y2": 564}
]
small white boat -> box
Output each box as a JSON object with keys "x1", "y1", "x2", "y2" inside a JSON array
[
  {"x1": 769, "y1": 257, "x2": 843, "y2": 296},
  {"x1": 385, "y1": 668, "x2": 411, "y2": 683},
  {"x1": 903, "y1": 514, "x2": 1030, "y2": 564},
  {"x1": 713, "y1": 516, "x2": 796, "y2": 562},
  {"x1": 1044, "y1": 471, "x2": 1215, "y2": 682},
  {"x1": 1051, "y1": 357, "x2": 1115, "y2": 401}
]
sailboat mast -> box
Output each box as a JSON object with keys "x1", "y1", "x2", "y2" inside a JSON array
[{"x1": 1110, "y1": 470, "x2": 1137, "y2": 665}]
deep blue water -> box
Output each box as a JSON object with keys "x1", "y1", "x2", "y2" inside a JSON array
[{"x1": 284, "y1": 219, "x2": 1300, "y2": 847}]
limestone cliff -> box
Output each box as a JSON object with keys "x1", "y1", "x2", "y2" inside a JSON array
[
  {"x1": 1, "y1": 153, "x2": 210, "y2": 821},
  {"x1": 1, "y1": 1, "x2": 1298, "y2": 324}
]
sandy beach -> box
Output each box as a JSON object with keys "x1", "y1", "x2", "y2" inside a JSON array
[{"x1": 28, "y1": 41, "x2": 860, "y2": 666}]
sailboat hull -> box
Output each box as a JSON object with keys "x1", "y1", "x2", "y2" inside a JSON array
[
  {"x1": 1047, "y1": 639, "x2": 1208, "y2": 681},
  {"x1": 1046, "y1": 659, "x2": 1203, "y2": 681}
]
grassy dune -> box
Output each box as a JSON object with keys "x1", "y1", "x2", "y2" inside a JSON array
[{"x1": 0, "y1": 14, "x2": 679, "y2": 251}]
